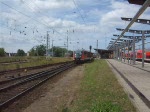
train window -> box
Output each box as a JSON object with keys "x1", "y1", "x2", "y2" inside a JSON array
[{"x1": 75, "y1": 50, "x2": 81, "y2": 55}]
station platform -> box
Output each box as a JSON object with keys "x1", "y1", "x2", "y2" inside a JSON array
[
  {"x1": 119, "y1": 59, "x2": 150, "y2": 72},
  {"x1": 107, "y1": 59, "x2": 150, "y2": 112}
]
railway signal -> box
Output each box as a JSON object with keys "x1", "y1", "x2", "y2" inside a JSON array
[{"x1": 89, "y1": 45, "x2": 92, "y2": 52}]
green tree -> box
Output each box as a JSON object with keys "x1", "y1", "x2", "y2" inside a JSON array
[
  {"x1": 29, "y1": 45, "x2": 46, "y2": 56},
  {"x1": 52, "y1": 47, "x2": 67, "y2": 57},
  {"x1": 17, "y1": 49, "x2": 25, "y2": 56},
  {"x1": 36, "y1": 45, "x2": 46, "y2": 56},
  {"x1": 0, "y1": 48, "x2": 5, "y2": 57},
  {"x1": 29, "y1": 48, "x2": 36, "y2": 56}
]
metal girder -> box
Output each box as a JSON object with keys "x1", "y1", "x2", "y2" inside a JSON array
[
  {"x1": 113, "y1": 34, "x2": 150, "y2": 39},
  {"x1": 117, "y1": 41, "x2": 122, "y2": 43},
  {"x1": 121, "y1": 17, "x2": 150, "y2": 25},
  {"x1": 112, "y1": 35, "x2": 142, "y2": 48},
  {"x1": 116, "y1": 28, "x2": 150, "y2": 34},
  {"x1": 111, "y1": 0, "x2": 150, "y2": 48},
  {"x1": 111, "y1": 38, "x2": 116, "y2": 40},
  {"x1": 110, "y1": 40, "x2": 114, "y2": 42},
  {"x1": 112, "y1": 34, "x2": 142, "y2": 48},
  {"x1": 111, "y1": 38, "x2": 126, "y2": 41},
  {"x1": 109, "y1": 41, "x2": 114, "y2": 43},
  {"x1": 136, "y1": 41, "x2": 150, "y2": 46},
  {"x1": 128, "y1": 0, "x2": 148, "y2": 6},
  {"x1": 123, "y1": 35, "x2": 150, "y2": 38}
]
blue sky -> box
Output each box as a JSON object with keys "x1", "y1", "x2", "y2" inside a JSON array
[{"x1": 0, "y1": 0, "x2": 150, "y2": 53}]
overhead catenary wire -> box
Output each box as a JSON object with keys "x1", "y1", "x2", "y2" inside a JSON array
[
  {"x1": 72, "y1": 0, "x2": 86, "y2": 24},
  {"x1": 0, "y1": 1, "x2": 66, "y2": 37},
  {"x1": 0, "y1": 1, "x2": 63, "y2": 45}
]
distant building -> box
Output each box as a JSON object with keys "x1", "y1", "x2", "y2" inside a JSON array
[
  {"x1": 27, "y1": 52, "x2": 30, "y2": 56},
  {"x1": 5, "y1": 52, "x2": 27, "y2": 57},
  {"x1": 65, "y1": 53, "x2": 71, "y2": 57},
  {"x1": 5, "y1": 53, "x2": 17, "y2": 57}
]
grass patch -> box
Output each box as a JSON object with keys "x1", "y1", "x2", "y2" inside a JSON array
[
  {"x1": 70, "y1": 60, "x2": 136, "y2": 112},
  {"x1": 0, "y1": 56, "x2": 72, "y2": 71}
]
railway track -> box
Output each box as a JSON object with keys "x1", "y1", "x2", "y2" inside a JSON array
[
  {"x1": 0, "y1": 60, "x2": 28, "y2": 65},
  {"x1": 0, "y1": 61, "x2": 75, "y2": 111},
  {"x1": 0, "y1": 62, "x2": 69, "y2": 83}
]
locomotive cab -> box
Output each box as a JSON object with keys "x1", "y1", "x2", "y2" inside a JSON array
[{"x1": 74, "y1": 50, "x2": 82, "y2": 61}]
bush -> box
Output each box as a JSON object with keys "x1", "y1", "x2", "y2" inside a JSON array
[
  {"x1": 17, "y1": 49, "x2": 25, "y2": 56},
  {"x1": 0, "y1": 48, "x2": 5, "y2": 57}
]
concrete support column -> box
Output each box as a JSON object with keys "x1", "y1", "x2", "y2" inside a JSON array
[
  {"x1": 124, "y1": 43, "x2": 126, "y2": 62},
  {"x1": 115, "y1": 46, "x2": 116, "y2": 59},
  {"x1": 130, "y1": 42, "x2": 132, "y2": 64},
  {"x1": 118, "y1": 47, "x2": 120, "y2": 61},
  {"x1": 133, "y1": 36, "x2": 136, "y2": 65},
  {"x1": 117, "y1": 46, "x2": 120, "y2": 60},
  {"x1": 142, "y1": 31, "x2": 145, "y2": 68},
  {"x1": 120, "y1": 46, "x2": 122, "y2": 62},
  {"x1": 128, "y1": 41, "x2": 130, "y2": 64}
]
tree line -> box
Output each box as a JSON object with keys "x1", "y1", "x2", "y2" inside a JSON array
[
  {"x1": 0, "y1": 48, "x2": 26, "y2": 57},
  {"x1": 0, "y1": 45, "x2": 73, "y2": 57}
]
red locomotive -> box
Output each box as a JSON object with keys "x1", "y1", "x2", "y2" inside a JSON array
[{"x1": 73, "y1": 50, "x2": 93, "y2": 64}]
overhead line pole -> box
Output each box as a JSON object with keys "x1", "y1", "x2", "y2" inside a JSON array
[
  {"x1": 67, "y1": 30, "x2": 68, "y2": 53},
  {"x1": 112, "y1": 0, "x2": 150, "y2": 47},
  {"x1": 97, "y1": 40, "x2": 98, "y2": 56},
  {"x1": 46, "y1": 31, "x2": 50, "y2": 59}
]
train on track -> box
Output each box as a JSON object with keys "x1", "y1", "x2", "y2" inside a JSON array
[
  {"x1": 123, "y1": 50, "x2": 150, "y2": 61},
  {"x1": 73, "y1": 50, "x2": 94, "y2": 64}
]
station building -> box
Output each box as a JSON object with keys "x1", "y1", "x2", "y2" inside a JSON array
[{"x1": 94, "y1": 49, "x2": 113, "y2": 59}]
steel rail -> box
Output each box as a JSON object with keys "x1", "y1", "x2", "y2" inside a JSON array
[
  {"x1": 0, "y1": 63, "x2": 75, "y2": 111},
  {"x1": 0, "y1": 63, "x2": 73, "y2": 92},
  {"x1": 0, "y1": 62, "x2": 71, "y2": 85}
]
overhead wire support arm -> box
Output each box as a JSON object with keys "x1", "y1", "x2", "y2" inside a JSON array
[
  {"x1": 113, "y1": 34, "x2": 150, "y2": 39},
  {"x1": 121, "y1": 17, "x2": 150, "y2": 25},
  {"x1": 116, "y1": 28, "x2": 150, "y2": 34}
]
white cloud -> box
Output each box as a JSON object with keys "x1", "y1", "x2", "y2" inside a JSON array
[
  {"x1": 23, "y1": 0, "x2": 75, "y2": 12},
  {"x1": 0, "y1": 0, "x2": 150, "y2": 52}
]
